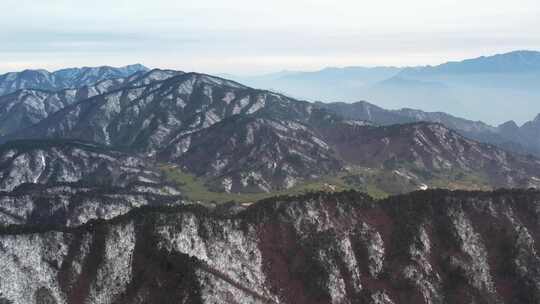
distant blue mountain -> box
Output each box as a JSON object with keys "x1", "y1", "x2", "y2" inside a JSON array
[
  {"x1": 401, "y1": 50, "x2": 540, "y2": 75},
  {"x1": 229, "y1": 50, "x2": 540, "y2": 125},
  {"x1": 226, "y1": 66, "x2": 402, "y2": 101}
]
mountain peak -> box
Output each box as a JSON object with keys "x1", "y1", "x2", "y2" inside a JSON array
[
  {"x1": 498, "y1": 120, "x2": 519, "y2": 130},
  {"x1": 124, "y1": 63, "x2": 148, "y2": 70}
]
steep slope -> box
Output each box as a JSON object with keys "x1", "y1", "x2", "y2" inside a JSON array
[
  {"x1": 0, "y1": 90, "x2": 82, "y2": 136},
  {"x1": 319, "y1": 122, "x2": 540, "y2": 189},
  {"x1": 1, "y1": 189, "x2": 540, "y2": 303},
  {"x1": 317, "y1": 101, "x2": 534, "y2": 156},
  {"x1": 0, "y1": 64, "x2": 149, "y2": 96},
  {"x1": 2, "y1": 72, "x2": 340, "y2": 193},
  {"x1": 6, "y1": 71, "x2": 540, "y2": 194},
  {"x1": 227, "y1": 66, "x2": 402, "y2": 101},
  {"x1": 8, "y1": 72, "x2": 314, "y2": 151},
  {"x1": 161, "y1": 113, "x2": 540, "y2": 194},
  {"x1": 0, "y1": 69, "x2": 181, "y2": 136},
  {"x1": 0, "y1": 140, "x2": 162, "y2": 191},
  {"x1": 162, "y1": 115, "x2": 342, "y2": 192}
]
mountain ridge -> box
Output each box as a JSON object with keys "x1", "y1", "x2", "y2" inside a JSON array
[
  {"x1": 1, "y1": 70, "x2": 538, "y2": 195},
  {"x1": 0, "y1": 64, "x2": 150, "y2": 97},
  {"x1": 0, "y1": 62, "x2": 540, "y2": 303},
  {"x1": 317, "y1": 100, "x2": 540, "y2": 157},
  {"x1": 1, "y1": 189, "x2": 540, "y2": 303}
]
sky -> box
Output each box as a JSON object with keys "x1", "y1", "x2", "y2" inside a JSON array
[{"x1": 1, "y1": 0, "x2": 540, "y2": 74}]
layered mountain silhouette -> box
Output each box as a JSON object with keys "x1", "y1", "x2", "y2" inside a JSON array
[
  {"x1": 318, "y1": 100, "x2": 540, "y2": 157},
  {"x1": 0, "y1": 65, "x2": 539, "y2": 194},
  {"x1": 0, "y1": 64, "x2": 149, "y2": 96},
  {"x1": 230, "y1": 50, "x2": 540, "y2": 125}
]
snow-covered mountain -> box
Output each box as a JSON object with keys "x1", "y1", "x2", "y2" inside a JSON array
[
  {"x1": 0, "y1": 65, "x2": 539, "y2": 304},
  {"x1": 0, "y1": 69, "x2": 181, "y2": 136},
  {"x1": 0, "y1": 64, "x2": 149, "y2": 96},
  {"x1": 3, "y1": 71, "x2": 540, "y2": 193},
  {"x1": 2, "y1": 189, "x2": 540, "y2": 303}
]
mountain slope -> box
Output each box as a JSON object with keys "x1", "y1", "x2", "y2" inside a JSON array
[
  {"x1": 228, "y1": 66, "x2": 402, "y2": 101},
  {"x1": 317, "y1": 100, "x2": 535, "y2": 156},
  {"x1": 317, "y1": 100, "x2": 498, "y2": 134},
  {"x1": 401, "y1": 50, "x2": 540, "y2": 75},
  {"x1": 383, "y1": 50, "x2": 540, "y2": 124},
  {"x1": 319, "y1": 121, "x2": 540, "y2": 189},
  {"x1": 0, "y1": 183, "x2": 182, "y2": 228},
  {"x1": 0, "y1": 64, "x2": 149, "y2": 96},
  {"x1": 496, "y1": 115, "x2": 540, "y2": 156},
  {"x1": 0, "y1": 140, "x2": 162, "y2": 191},
  {"x1": 7, "y1": 72, "x2": 313, "y2": 151},
  {"x1": 0, "y1": 69, "x2": 181, "y2": 136},
  {"x1": 5, "y1": 71, "x2": 540, "y2": 194},
  {"x1": 162, "y1": 115, "x2": 342, "y2": 192},
  {"x1": 233, "y1": 50, "x2": 540, "y2": 125},
  {"x1": 1, "y1": 189, "x2": 540, "y2": 303}
]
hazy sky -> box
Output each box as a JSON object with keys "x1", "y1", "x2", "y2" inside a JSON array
[{"x1": 2, "y1": 0, "x2": 539, "y2": 74}]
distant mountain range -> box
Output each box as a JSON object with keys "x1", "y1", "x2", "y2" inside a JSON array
[
  {"x1": 317, "y1": 100, "x2": 540, "y2": 157},
  {"x1": 226, "y1": 66, "x2": 401, "y2": 102},
  {"x1": 228, "y1": 50, "x2": 540, "y2": 125}
]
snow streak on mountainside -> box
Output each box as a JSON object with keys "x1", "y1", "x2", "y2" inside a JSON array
[
  {"x1": 0, "y1": 64, "x2": 149, "y2": 96},
  {"x1": 2, "y1": 70, "x2": 539, "y2": 194},
  {"x1": 318, "y1": 101, "x2": 540, "y2": 157},
  {"x1": 0, "y1": 69, "x2": 181, "y2": 135},
  {"x1": 1, "y1": 190, "x2": 540, "y2": 303}
]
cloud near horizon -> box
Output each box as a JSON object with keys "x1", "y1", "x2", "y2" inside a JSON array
[{"x1": 1, "y1": 0, "x2": 540, "y2": 74}]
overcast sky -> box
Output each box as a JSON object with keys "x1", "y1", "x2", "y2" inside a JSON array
[{"x1": 2, "y1": 0, "x2": 539, "y2": 74}]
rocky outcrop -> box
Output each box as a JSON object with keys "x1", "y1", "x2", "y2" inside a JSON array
[{"x1": 1, "y1": 189, "x2": 540, "y2": 303}]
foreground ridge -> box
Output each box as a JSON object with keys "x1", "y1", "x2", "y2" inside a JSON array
[{"x1": 1, "y1": 189, "x2": 539, "y2": 303}]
